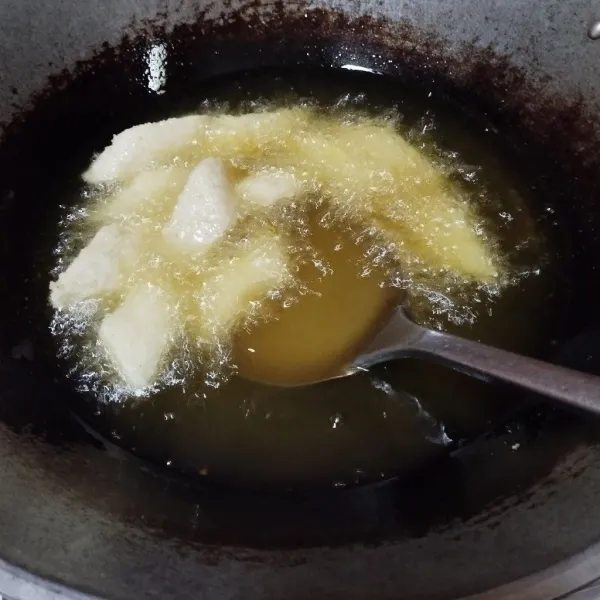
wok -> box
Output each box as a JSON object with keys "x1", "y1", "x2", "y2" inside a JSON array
[{"x1": 2, "y1": 0, "x2": 600, "y2": 598}]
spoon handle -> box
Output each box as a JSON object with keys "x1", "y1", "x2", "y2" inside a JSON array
[{"x1": 408, "y1": 328, "x2": 600, "y2": 415}]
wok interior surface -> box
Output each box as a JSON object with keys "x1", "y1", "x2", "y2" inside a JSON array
[{"x1": 2, "y1": 1, "x2": 600, "y2": 599}]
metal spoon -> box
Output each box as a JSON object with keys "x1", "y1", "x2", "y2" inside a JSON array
[{"x1": 327, "y1": 304, "x2": 600, "y2": 415}]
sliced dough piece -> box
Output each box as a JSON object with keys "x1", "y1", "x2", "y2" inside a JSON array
[
  {"x1": 99, "y1": 284, "x2": 172, "y2": 389},
  {"x1": 194, "y1": 232, "x2": 291, "y2": 341},
  {"x1": 50, "y1": 224, "x2": 141, "y2": 310},
  {"x1": 287, "y1": 118, "x2": 500, "y2": 281},
  {"x1": 236, "y1": 170, "x2": 302, "y2": 208},
  {"x1": 97, "y1": 166, "x2": 191, "y2": 224},
  {"x1": 84, "y1": 115, "x2": 208, "y2": 184},
  {"x1": 83, "y1": 108, "x2": 312, "y2": 185},
  {"x1": 162, "y1": 157, "x2": 237, "y2": 253}
]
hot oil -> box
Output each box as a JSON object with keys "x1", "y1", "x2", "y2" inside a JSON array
[
  {"x1": 233, "y1": 210, "x2": 397, "y2": 386},
  {"x1": 51, "y1": 67, "x2": 567, "y2": 488}
]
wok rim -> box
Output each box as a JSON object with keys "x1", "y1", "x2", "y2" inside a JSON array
[{"x1": 1, "y1": 541, "x2": 600, "y2": 600}]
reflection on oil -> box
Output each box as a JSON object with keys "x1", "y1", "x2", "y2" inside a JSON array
[{"x1": 145, "y1": 43, "x2": 167, "y2": 95}]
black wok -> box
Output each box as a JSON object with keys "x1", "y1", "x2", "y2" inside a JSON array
[{"x1": 2, "y1": 1, "x2": 600, "y2": 598}]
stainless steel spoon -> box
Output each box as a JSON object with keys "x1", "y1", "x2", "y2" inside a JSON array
[{"x1": 327, "y1": 304, "x2": 600, "y2": 415}]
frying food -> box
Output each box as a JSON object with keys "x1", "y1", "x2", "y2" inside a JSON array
[{"x1": 51, "y1": 106, "x2": 504, "y2": 391}]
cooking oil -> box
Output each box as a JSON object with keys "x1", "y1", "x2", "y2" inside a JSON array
[{"x1": 48, "y1": 67, "x2": 564, "y2": 487}]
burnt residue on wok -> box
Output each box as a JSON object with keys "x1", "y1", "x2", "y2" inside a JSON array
[{"x1": 0, "y1": 1, "x2": 599, "y2": 552}]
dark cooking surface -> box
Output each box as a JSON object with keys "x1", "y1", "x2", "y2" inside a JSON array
[{"x1": 1, "y1": 2, "x2": 600, "y2": 599}]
